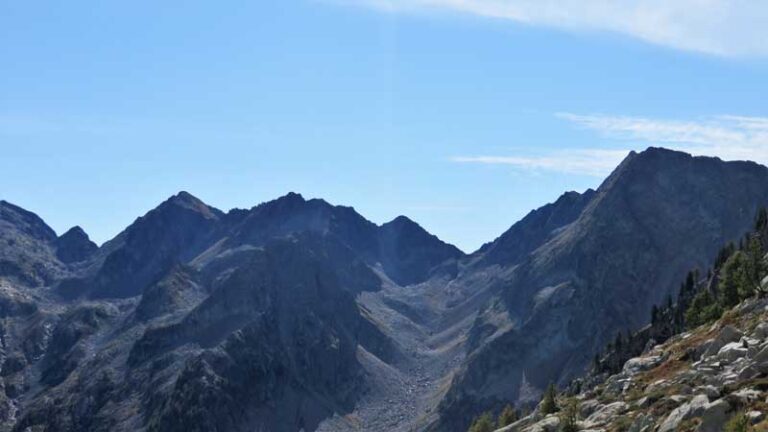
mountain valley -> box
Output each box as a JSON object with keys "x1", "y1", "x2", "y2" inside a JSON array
[{"x1": 2, "y1": 147, "x2": 768, "y2": 432}]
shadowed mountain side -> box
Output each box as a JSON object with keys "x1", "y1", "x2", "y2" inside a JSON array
[{"x1": 434, "y1": 148, "x2": 768, "y2": 431}]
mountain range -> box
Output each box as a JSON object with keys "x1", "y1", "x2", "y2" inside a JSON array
[{"x1": 1, "y1": 147, "x2": 767, "y2": 432}]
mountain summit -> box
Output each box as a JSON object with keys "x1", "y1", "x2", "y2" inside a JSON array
[{"x1": 1, "y1": 147, "x2": 768, "y2": 432}]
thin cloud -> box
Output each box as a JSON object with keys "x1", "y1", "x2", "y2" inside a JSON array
[
  {"x1": 338, "y1": 0, "x2": 768, "y2": 57},
  {"x1": 451, "y1": 149, "x2": 630, "y2": 177},
  {"x1": 559, "y1": 113, "x2": 768, "y2": 164},
  {"x1": 452, "y1": 113, "x2": 768, "y2": 177}
]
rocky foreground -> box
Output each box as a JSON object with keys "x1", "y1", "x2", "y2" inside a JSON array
[{"x1": 493, "y1": 297, "x2": 768, "y2": 432}]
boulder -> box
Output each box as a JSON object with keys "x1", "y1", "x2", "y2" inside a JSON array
[
  {"x1": 579, "y1": 399, "x2": 600, "y2": 419},
  {"x1": 521, "y1": 414, "x2": 559, "y2": 432},
  {"x1": 750, "y1": 322, "x2": 768, "y2": 340},
  {"x1": 628, "y1": 413, "x2": 655, "y2": 432},
  {"x1": 731, "y1": 388, "x2": 761, "y2": 404},
  {"x1": 695, "y1": 385, "x2": 720, "y2": 400},
  {"x1": 696, "y1": 398, "x2": 730, "y2": 432},
  {"x1": 658, "y1": 394, "x2": 709, "y2": 432},
  {"x1": 753, "y1": 345, "x2": 768, "y2": 372},
  {"x1": 747, "y1": 410, "x2": 764, "y2": 424},
  {"x1": 623, "y1": 356, "x2": 663, "y2": 375},
  {"x1": 583, "y1": 401, "x2": 627, "y2": 428},
  {"x1": 702, "y1": 325, "x2": 743, "y2": 358},
  {"x1": 716, "y1": 342, "x2": 748, "y2": 363}
]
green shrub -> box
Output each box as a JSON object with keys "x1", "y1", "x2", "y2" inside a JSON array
[{"x1": 724, "y1": 412, "x2": 750, "y2": 432}]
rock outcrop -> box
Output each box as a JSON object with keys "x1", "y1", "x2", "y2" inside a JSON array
[{"x1": 491, "y1": 296, "x2": 768, "y2": 432}]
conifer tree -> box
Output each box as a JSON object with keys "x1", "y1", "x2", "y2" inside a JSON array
[
  {"x1": 540, "y1": 382, "x2": 559, "y2": 415},
  {"x1": 468, "y1": 412, "x2": 494, "y2": 432},
  {"x1": 558, "y1": 399, "x2": 579, "y2": 432},
  {"x1": 497, "y1": 404, "x2": 517, "y2": 428}
]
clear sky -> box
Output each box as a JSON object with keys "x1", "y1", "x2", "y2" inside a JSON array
[{"x1": 2, "y1": 1, "x2": 768, "y2": 252}]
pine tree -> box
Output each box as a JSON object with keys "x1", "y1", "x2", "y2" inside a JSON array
[
  {"x1": 756, "y1": 207, "x2": 768, "y2": 232},
  {"x1": 686, "y1": 290, "x2": 722, "y2": 328},
  {"x1": 468, "y1": 412, "x2": 494, "y2": 432},
  {"x1": 497, "y1": 404, "x2": 517, "y2": 428},
  {"x1": 558, "y1": 399, "x2": 579, "y2": 432},
  {"x1": 685, "y1": 271, "x2": 696, "y2": 292},
  {"x1": 540, "y1": 382, "x2": 559, "y2": 415},
  {"x1": 651, "y1": 304, "x2": 659, "y2": 323},
  {"x1": 592, "y1": 353, "x2": 601, "y2": 372},
  {"x1": 745, "y1": 236, "x2": 765, "y2": 296},
  {"x1": 719, "y1": 251, "x2": 747, "y2": 308},
  {"x1": 614, "y1": 332, "x2": 623, "y2": 351}
]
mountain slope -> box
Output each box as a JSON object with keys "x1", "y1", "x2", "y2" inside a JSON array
[
  {"x1": 0, "y1": 192, "x2": 459, "y2": 432},
  {"x1": 3, "y1": 147, "x2": 768, "y2": 432},
  {"x1": 435, "y1": 148, "x2": 768, "y2": 431},
  {"x1": 493, "y1": 295, "x2": 768, "y2": 432}
]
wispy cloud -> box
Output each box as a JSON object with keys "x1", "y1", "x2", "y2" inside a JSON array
[
  {"x1": 451, "y1": 150, "x2": 629, "y2": 177},
  {"x1": 453, "y1": 113, "x2": 768, "y2": 177},
  {"x1": 559, "y1": 113, "x2": 768, "y2": 163},
  {"x1": 338, "y1": 0, "x2": 768, "y2": 57}
]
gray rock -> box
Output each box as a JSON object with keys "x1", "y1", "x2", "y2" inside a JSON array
[
  {"x1": 623, "y1": 356, "x2": 663, "y2": 375},
  {"x1": 753, "y1": 344, "x2": 768, "y2": 372},
  {"x1": 751, "y1": 322, "x2": 768, "y2": 340},
  {"x1": 747, "y1": 410, "x2": 764, "y2": 424},
  {"x1": 579, "y1": 399, "x2": 601, "y2": 419},
  {"x1": 658, "y1": 394, "x2": 709, "y2": 432},
  {"x1": 731, "y1": 388, "x2": 761, "y2": 404},
  {"x1": 696, "y1": 398, "x2": 730, "y2": 432},
  {"x1": 628, "y1": 412, "x2": 655, "y2": 432},
  {"x1": 702, "y1": 325, "x2": 743, "y2": 358},
  {"x1": 696, "y1": 385, "x2": 721, "y2": 400},
  {"x1": 583, "y1": 402, "x2": 627, "y2": 428},
  {"x1": 717, "y1": 342, "x2": 748, "y2": 362},
  {"x1": 521, "y1": 415, "x2": 560, "y2": 432}
]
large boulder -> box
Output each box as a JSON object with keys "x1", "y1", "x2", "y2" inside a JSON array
[
  {"x1": 583, "y1": 402, "x2": 627, "y2": 428},
  {"x1": 623, "y1": 356, "x2": 663, "y2": 376},
  {"x1": 701, "y1": 325, "x2": 743, "y2": 358},
  {"x1": 521, "y1": 415, "x2": 560, "y2": 432},
  {"x1": 696, "y1": 399, "x2": 730, "y2": 432},
  {"x1": 716, "y1": 342, "x2": 748, "y2": 363},
  {"x1": 658, "y1": 394, "x2": 709, "y2": 432}
]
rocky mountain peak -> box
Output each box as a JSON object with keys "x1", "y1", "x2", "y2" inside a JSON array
[
  {"x1": 55, "y1": 226, "x2": 98, "y2": 263},
  {"x1": 0, "y1": 200, "x2": 57, "y2": 242},
  {"x1": 473, "y1": 188, "x2": 596, "y2": 266},
  {"x1": 159, "y1": 191, "x2": 222, "y2": 220}
]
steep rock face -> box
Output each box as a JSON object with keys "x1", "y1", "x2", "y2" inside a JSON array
[
  {"x1": 378, "y1": 216, "x2": 464, "y2": 285},
  {"x1": 10, "y1": 234, "x2": 394, "y2": 432},
  {"x1": 133, "y1": 265, "x2": 206, "y2": 322},
  {"x1": 436, "y1": 148, "x2": 768, "y2": 431},
  {"x1": 6, "y1": 147, "x2": 768, "y2": 432},
  {"x1": 0, "y1": 200, "x2": 64, "y2": 287},
  {"x1": 220, "y1": 193, "x2": 464, "y2": 286},
  {"x1": 55, "y1": 226, "x2": 98, "y2": 263},
  {"x1": 474, "y1": 189, "x2": 596, "y2": 267},
  {"x1": 494, "y1": 297, "x2": 768, "y2": 432},
  {"x1": 86, "y1": 192, "x2": 223, "y2": 299},
  {"x1": 142, "y1": 236, "x2": 388, "y2": 432}
]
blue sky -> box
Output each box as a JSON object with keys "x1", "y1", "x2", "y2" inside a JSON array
[{"x1": 2, "y1": 1, "x2": 768, "y2": 252}]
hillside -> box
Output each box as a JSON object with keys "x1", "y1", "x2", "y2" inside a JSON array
[
  {"x1": 435, "y1": 148, "x2": 768, "y2": 431},
  {"x1": 487, "y1": 296, "x2": 768, "y2": 432}
]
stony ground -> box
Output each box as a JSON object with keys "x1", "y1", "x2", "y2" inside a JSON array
[
  {"x1": 495, "y1": 297, "x2": 768, "y2": 432},
  {"x1": 316, "y1": 276, "x2": 474, "y2": 432}
]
